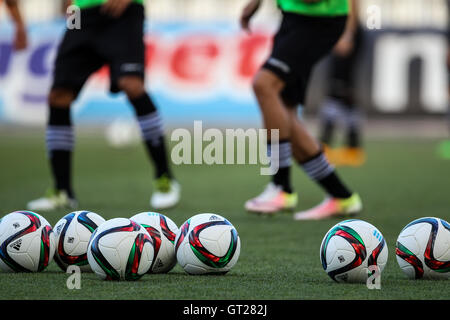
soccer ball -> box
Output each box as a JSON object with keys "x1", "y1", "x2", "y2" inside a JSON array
[
  {"x1": 53, "y1": 210, "x2": 105, "y2": 272},
  {"x1": 105, "y1": 119, "x2": 139, "y2": 148},
  {"x1": 174, "y1": 213, "x2": 241, "y2": 275},
  {"x1": 0, "y1": 211, "x2": 55, "y2": 272},
  {"x1": 320, "y1": 219, "x2": 388, "y2": 283},
  {"x1": 396, "y1": 217, "x2": 450, "y2": 280},
  {"x1": 87, "y1": 218, "x2": 154, "y2": 280},
  {"x1": 130, "y1": 212, "x2": 178, "y2": 273}
]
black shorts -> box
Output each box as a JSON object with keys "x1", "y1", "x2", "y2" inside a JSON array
[
  {"x1": 328, "y1": 26, "x2": 364, "y2": 107},
  {"x1": 262, "y1": 12, "x2": 347, "y2": 107},
  {"x1": 52, "y1": 3, "x2": 145, "y2": 95}
]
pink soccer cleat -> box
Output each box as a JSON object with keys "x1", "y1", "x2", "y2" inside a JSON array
[
  {"x1": 293, "y1": 193, "x2": 362, "y2": 221},
  {"x1": 245, "y1": 183, "x2": 298, "y2": 215}
]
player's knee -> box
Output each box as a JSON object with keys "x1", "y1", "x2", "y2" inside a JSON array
[
  {"x1": 118, "y1": 76, "x2": 145, "y2": 100},
  {"x1": 48, "y1": 88, "x2": 75, "y2": 107},
  {"x1": 252, "y1": 71, "x2": 283, "y2": 98}
]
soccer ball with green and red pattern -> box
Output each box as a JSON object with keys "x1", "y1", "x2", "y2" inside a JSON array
[
  {"x1": 0, "y1": 211, "x2": 55, "y2": 273},
  {"x1": 320, "y1": 219, "x2": 388, "y2": 283},
  {"x1": 130, "y1": 212, "x2": 178, "y2": 273},
  {"x1": 53, "y1": 210, "x2": 105, "y2": 272},
  {"x1": 87, "y1": 218, "x2": 154, "y2": 281},
  {"x1": 175, "y1": 213, "x2": 241, "y2": 275},
  {"x1": 396, "y1": 217, "x2": 450, "y2": 280}
]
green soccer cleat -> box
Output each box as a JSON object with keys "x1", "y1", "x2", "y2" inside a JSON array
[{"x1": 27, "y1": 188, "x2": 78, "y2": 212}]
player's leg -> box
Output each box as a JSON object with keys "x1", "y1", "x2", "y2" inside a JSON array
[
  {"x1": 118, "y1": 75, "x2": 180, "y2": 209},
  {"x1": 334, "y1": 25, "x2": 366, "y2": 166},
  {"x1": 319, "y1": 98, "x2": 342, "y2": 147},
  {"x1": 27, "y1": 88, "x2": 78, "y2": 211},
  {"x1": 46, "y1": 89, "x2": 76, "y2": 199},
  {"x1": 244, "y1": 69, "x2": 298, "y2": 214},
  {"x1": 27, "y1": 22, "x2": 103, "y2": 211},
  {"x1": 287, "y1": 107, "x2": 361, "y2": 220},
  {"x1": 103, "y1": 3, "x2": 179, "y2": 209},
  {"x1": 278, "y1": 15, "x2": 362, "y2": 220},
  {"x1": 341, "y1": 102, "x2": 366, "y2": 166}
]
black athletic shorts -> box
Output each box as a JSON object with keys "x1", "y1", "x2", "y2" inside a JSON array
[
  {"x1": 328, "y1": 25, "x2": 364, "y2": 107},
  {"x1": 262, "y1": 12, "x2": 347, "y2": 107},
  {"x1": 52, "y1": 3, "x2": 145, "y2": 95}
]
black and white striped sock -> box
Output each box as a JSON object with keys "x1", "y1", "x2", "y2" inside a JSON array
[
  {"x1": 301, "y1": 152, "x2": 335, "y2": 181},
  {"x1": 300, "y1": 152, "x2": 352, "y2": 199},
  {"x1": 47, "y1": 107, "x2": 74, "y2": 197},
  {"x1": 268, "y1": 140, "x2": 293, "y2": 193},
  {"x1": 46, "y1": 125, "x2": 74, "y2": 153},
  {"x1": 131, "y1": 93, "x2": 172, "y2": 179},
  {"x1": 138, "y1": 112, "x2": 164, "y2": 147}
]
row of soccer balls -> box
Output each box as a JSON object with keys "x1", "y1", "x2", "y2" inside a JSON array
[
  {"x1": 321, "y1": 218, "x2": 450, "y2": 282},
  {"x1": 0, "y1": 211, "x2": 241, "y2": 280},
  {"x1": 0, "y1": 209, "x2": 448, "y2": 282}
]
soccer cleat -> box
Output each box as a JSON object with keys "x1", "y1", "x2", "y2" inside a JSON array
[
  {"x1": 245, "y1": 183, "x2": 298, "y2": 214},
  {"x1": 26, "y1": 188, "x2": 78, "y2": 212},
  {"x1": 293, "y1": 193, "x2": 362, "y2": 221},
  {"x1": 150, "y1": 175, "x2": 181, "y2": 209}
]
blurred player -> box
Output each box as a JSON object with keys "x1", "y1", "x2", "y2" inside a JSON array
[
  {"x1": 319, "y1": 0, "x2": 366, "y2": 167},
  {"x1": 2, "y1": 0, "x2": 27, "y2": 50},
  {"x1": 27, "y1": 0, "x2": 180, "y2": 211},
  {"x1": 241, "y1": 0, "x2": 362, "y2": 220}
]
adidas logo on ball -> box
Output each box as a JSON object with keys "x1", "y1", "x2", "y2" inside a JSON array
[{"x1": 10, "y1": 239, "x2": 22, "y2": 251}]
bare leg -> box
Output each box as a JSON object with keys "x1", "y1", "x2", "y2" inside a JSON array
[
  {"x1": 252, "y1": 69, "x2": 291, "y2": 140},
  {"x1": 287, "y1": 107, "x2": 321, "y2": 163}
]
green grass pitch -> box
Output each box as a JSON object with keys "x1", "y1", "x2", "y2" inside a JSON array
[{"x1": 0, "y1": 129, "x2": 449, "y2": 300}]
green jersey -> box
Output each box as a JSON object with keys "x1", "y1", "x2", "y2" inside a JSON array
[
  {"x1": 74, "y1": 0, "x2": 144, "y2": 9},
  {"x1": 277, "y1": 0, "x2": 349, "y2": 16}
]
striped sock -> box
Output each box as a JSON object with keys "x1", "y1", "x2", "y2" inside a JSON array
[
  {"x1": 138, "y1": 112, "x2": 165, "y2": 147},
  {"x1": 300, "y1": 152, "x2": 351, "y2": 199},
  {"x1": 301, "y1": 152, "x2": 335, "y2": 181},
  {"x1": 47, "y1": 107, "x2": 74, "y2": 197},
  {"x1": 268, "y1": 140, "x2": 292, "y2": 193},
  {"x1": 46, "y1": 125, "x2": 74, "y2": 153},
  {"x1": 132, "y1": 95, "x2": 172, "y2": 179}
]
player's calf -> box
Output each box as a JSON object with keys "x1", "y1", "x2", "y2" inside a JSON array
[{"x1": 122, "y1": 79, "x2": 180, "y2": 209}]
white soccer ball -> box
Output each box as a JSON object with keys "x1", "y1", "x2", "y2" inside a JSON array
[
  {"x1": 396, "y1": 217, "x2": 450, "y2": 280},
  {"x1": 130, "y1": 212, "x2": 178, "y2": 273},
  {"x1": 174, "y1": 213, "x2": 241, "y2": 275},
  {"x1": 105, "y1": 119, "x2": 139, "y2": 148},
  {"x1": 320, "y1": 219, "x2": 388, "y2": 283},
  {"x1": 0, "y1": 211, "x2": 55, "y2": 272},
  {"x1": 87, "y1": 218, "x2": 154, "y2": 280},
  {"x1": 53, "y1": 210, "x2": 105, "y2": 272}
]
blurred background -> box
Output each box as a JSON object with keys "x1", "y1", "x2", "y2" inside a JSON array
[{"x1": 0, "y1": 0, "x2": 449, "y2": 138}]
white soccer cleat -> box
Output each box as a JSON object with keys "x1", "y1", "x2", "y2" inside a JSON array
[
  {"x1": 27, "y1": 189, "x2": 78, "y2": 212},
  {"x1": 150, "y1": 176, "x2": 181, "y2": 210}
]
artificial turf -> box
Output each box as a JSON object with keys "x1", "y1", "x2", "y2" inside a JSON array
[{"x1": 0, "y1": 128, "x2": 449, "y2": 299}]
